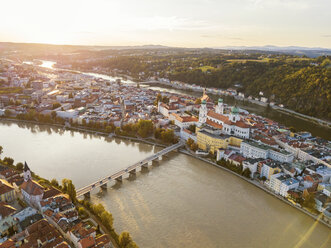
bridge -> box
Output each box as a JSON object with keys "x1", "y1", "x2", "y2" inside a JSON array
[{"x1": 76, "y1": 141, "x2": 184, "y2": 197}]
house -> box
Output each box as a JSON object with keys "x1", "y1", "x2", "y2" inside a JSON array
[
  {"x1": 69, "y1": 222, "x2": 96, "y2": 247},
  {"x1": 20, "y1": 219, "x2": 70, "y2": 248},
  {"x1": 0, "y1": 202, "x2": 17, "y2": 237},
  {"x1": 0, "y1": 180, "x2": 16, "y2": 202},
  {"x1": 314, "y1": 192, "x2": 331, "y2": 213},
  {"x1": 242, "y1": 158, "x2": 263, "y2": 178},
  {"x1": 20, "y1": 163, "x2": 44, "y2": 208},
  {"x1": 260, "y1": 160, "x2": 282, "y2": 180},
  {"x1": 269, "y1": 173, "x2": 299, "y2": 197}
]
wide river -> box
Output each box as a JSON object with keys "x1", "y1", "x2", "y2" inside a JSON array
[{"x1": 0, "y1": 121, "x2": 329, "y2": 247}]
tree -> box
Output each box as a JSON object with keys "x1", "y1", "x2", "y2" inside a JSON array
[
  {"x1": 3, "y1": 157, "x2": 14, "y2": 166},
  {"x1": 136, "y1": 120, "x2": 153, "y2": 138},
  {"x1": 119, "y1": 232, "x2": 138, "y2": 248},
  {"x1": 51, "y1": 111, "x2": 57, "y2": 119},
  {"x1": 100, "y1": 211, "x2": 113, "y2": 230},
  {"x1": 92, "y1": 203, "x2": 106, "y2": 216},
  {"x1": 187, "y1": 124, "x2": 196, "y2": 133},
  {"x1": 195, "y1": 98, "x2": 201, "y2": 105},
  {"x1": 4, "y1": 109, "x2": 11, "y2": 117},
  {"x1": 62, "y1": 179, "x2": 77, "y2": 202},
  {"x1": 161, "y1": 129, "x2": 176, "y2": 143},
  {"x1": 302, "y1": 193, "x2": 316, "y2": 211},
  {"x1": 0, "y1": 146, "x2": 3, "y2": 158},
  {"x1": 16, "y1": 162, "x2": 24, "y2": 171},
  {"x1": 242, "y1": 168, "x2": 251, "y2": 178},
  {"x1": 52, "y1": 102, "x2": 61, "y2": 110},
  {"x1": 51, "y1": 178, "x2": 59, "y2": 187}
]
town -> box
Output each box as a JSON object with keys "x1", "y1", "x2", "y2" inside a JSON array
[{"x1": 0, "y1": 57, "x2": 330, "y2": 247}]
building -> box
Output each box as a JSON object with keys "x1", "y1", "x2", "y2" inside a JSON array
[
  {"x1": 169, "y1": 113, "x2": 198, "y2": 129},
  {"x1": 198, "y1": 98, "x2": 250, "y2": 139},
  {"x1": 242, "y1": 158, "x2": 263, "y2": 178},
  {"x1": 260, "y1": 161, "x2": 282, "y2": 180},
  {"x1": 20, "y1": 162, "x2": 44, "y2": 208},
  {"x1": 241, "y1": 140, "x2": 294, "y2": 163},
  {"x1": 0, "y1": 179, "x2": 16, "y2": 202},
  {"x1": 197, "y1": 129, "x2": 242, "y2": 154},
  {"x1": 269, "y1": 173, "x2": 299, "y2": 196}
]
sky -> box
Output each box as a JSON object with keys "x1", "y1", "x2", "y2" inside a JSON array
[{"x1": 1, "y1": 0, "x2": 330, "y2": 48}]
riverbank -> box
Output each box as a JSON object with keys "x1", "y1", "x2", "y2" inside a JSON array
[{"x1": 1, "y1": 117, "x2": 329, "y2": 229}]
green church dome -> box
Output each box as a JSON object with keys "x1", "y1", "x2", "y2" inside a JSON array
[
  {"x1": 231, "y1": 106, "x2": 239, "y2": 114},
  {"x1": 218, "y1": 98, "x2": 223, "y2": 103}
]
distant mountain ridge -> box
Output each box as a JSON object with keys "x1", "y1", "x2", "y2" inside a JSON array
[{"x1": 0, "y1": 42, "x2": 330, "y2": 57}]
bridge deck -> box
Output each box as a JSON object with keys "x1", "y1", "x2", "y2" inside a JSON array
[{"x1": 76, "y1": 141, "x2": 184, "y2": 197}]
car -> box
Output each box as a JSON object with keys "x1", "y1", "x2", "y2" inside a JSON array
[
  {"x1": 108, "y1": 176, "x2": 111, "y2": 180},
  {"x1": 100, "y1": 181, "x2": 103, "y2": 184},
  {"x1": 125, "y1": 168, "x2": 128, "y2": 172},
  {"x1": 92, "y1": 184, "x2": 95, "y2": 188}
]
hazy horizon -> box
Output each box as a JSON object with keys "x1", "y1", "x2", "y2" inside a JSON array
[{"x1": 1, "y1": 0, "x2": 331, "y2": 48}]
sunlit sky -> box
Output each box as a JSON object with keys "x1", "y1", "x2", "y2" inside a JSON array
[{"x1": 1, "y1": 0, "x2": 330, "y2": 48}]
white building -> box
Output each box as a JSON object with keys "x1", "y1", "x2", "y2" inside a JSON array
[
  {"x1": 241, "y1": 140, "x2": 294, "y2": 163},
  {"x1": 269, "y1": 173, "x2": 299, "y2": 197},
  {"x1": 198, "y1": 99, "x2": 250, "y2": 139}
]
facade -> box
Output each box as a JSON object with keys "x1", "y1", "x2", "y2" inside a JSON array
[
  {"x1": 242, "y1": 158, "x2": 263, "y2": 178},
  {"x1": 241, "y1": 140, "x2": 294, "y2": 163},
  {"x1": 20, "y1": 163, "x2": 44, "y2": 208},
  {"x1": 269, "y1": 173, "x2": 299, "y2": 196},
  {"x1": 198, "y1": 99, "x2": 250, "y2": 139},
  {"x1": 169, "y1": 113, "x2": 198, "y2": 129},
  {"x1": 0, "y1": 179, "x2": 16, "y2": 202},
  {"x1": 197, "y1": 129, "x2": 242, "y2": 154},
  {"x1": 260, "y1": 161, "x2": 282, "y2": 180}
]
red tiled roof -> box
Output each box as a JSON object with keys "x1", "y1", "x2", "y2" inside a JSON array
[
  {"x1": 206, "y1": 119, "x2": 223, "y2": 129},
  {"x1": 21, "y1": 180, "x2": 44, "y2": 196},
  {"x1": 79, "y1": 236, "x2": 95, "y2": 248},
  {"x1": 207, "y1": 111, "x2": 232, "y2": 125},
  {"x1": 0, "y1": 179, "x2": 14, "y2": 195},
  {"x1": 0, "y1": 202, "x2": 16, "y2": 218}
]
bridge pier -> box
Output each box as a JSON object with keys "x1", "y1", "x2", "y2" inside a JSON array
[
  {"x1": 84, "y1": 192, "x2": 91, "y2": 198},
  {"x1": 101, "y1": 183, "x2": 107, "y2": 190},
  {"x1": 158, "y1": 155, "x2": 162, "y2": 161},
  {"x1": 129, "y1": 168, "x2": 136, "y2": 174},
  {"x1": 116, "y1": 176, "x2": 123, "y2": 182}
]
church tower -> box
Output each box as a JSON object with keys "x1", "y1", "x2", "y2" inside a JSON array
[
  {"x1": 199, "y1": 100, "x2": 207, "y2": 126},
  {"x1": 215, "y1": 98, "x2": 224, "y2": 114},
  {"x1": 229, "y1": 106, "x2": 240, "y2": 122},
  {"x1": 23, "y1": 161, "x2": 32, "y2": 182}
]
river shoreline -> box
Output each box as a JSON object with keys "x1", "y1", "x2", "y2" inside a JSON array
[{"x1": 1, "y1": 117, "x2": 330, "y2": 229}]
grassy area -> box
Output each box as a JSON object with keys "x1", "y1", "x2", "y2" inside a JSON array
[
  {"x1": 285, "y1": 58, "x2": 312, "y2": 62},
  {"x1": 0, "y1": 87, "x2": 23, "y2": 95},
  {"x1": 199, "y1": 65, "x2": 216, "y2": 72},
  {"x1": 226, "y1": 58, "x2": 271, "y2": 63}
]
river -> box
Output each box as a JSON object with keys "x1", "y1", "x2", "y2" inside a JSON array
[{"x1": 0, "y1": 121, "x2": 329, "y2": 248}]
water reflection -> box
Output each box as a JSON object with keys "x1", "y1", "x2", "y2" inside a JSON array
[{"x1": 0, "y1": 121, "x2": 330, "y2": 248}]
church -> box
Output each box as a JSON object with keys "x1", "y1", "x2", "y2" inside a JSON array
[
  {"x1": 198, "y1": 96, "x2": 250, "y2": 139},
  {"x1": 20, "y1": 162, "x2": 44, "y2": 208}
]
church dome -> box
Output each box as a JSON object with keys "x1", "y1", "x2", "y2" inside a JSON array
[
  {"x1": 202, "y1": 100, "x2": 207, "y2": 104},
  {"x1": 231, "y1": 106, "x2": 239, "y2": 114},
  {"x1": 218, "y1": 98, "x2": 223, "y2": 103}
]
